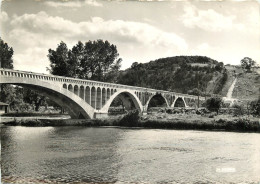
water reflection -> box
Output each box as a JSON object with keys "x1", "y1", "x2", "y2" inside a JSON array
[{"x1": 1, "y1": 127, "x2": 260, "y2": 183}]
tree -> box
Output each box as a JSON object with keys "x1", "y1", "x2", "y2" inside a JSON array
[
  {"x1": 23, "y1": 89, "x2": 47, "y2": 111},
  {"x1": 0, "y1": 37, "x2": 14, "y2": 69},
  {"x1": 1, "y1": 86, "x2": 27, "y2": 111},
  {"x1": 47, "y1": 41, "x2": 76, "y2": 77},
  {"x1": 241, "y1": 57, "x2": 256, "y2": 72},
  {"x1": 187, "y1": 88, "x2": 202, "y2": 96},
  {"x1": 47, "y1": 40, "x2": 122, "y2": 82},
  {"x1": 0, "y1": 38, "x2": 14, "y2": 104},
  {"x1": 205, "y1": 97, "x2": 223, "y2": 114},
  {"x1": 215, "y1": 62, "x2": 224, "y2": 71}
]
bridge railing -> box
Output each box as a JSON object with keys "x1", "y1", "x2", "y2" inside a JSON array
[{"x1": 0, "y1": 68, "x2": 204, "y2": 99}]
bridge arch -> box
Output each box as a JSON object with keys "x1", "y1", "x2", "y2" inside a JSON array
[
  {"x1": 145, "y1": 93, "x2": 169, "y2": 111},
  {"x1": 172, "y1": 97, "x2": 187, "y2": 108},
  {"x1": 101, "y1": 90, "x2": 142, "y2": 113},
  {"x1": 1, "y1": 78, "x2": 95, "y2": 119}
]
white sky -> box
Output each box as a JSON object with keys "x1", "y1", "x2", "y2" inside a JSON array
[{"x1": 0, "y1": 0, "x2": 260, "y2": 73}]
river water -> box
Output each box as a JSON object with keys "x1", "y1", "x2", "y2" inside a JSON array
[{"x1": 1, "y1": 126, "x2": 260, "y2": 183}]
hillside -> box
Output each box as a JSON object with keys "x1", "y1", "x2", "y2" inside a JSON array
[
  {"x1": 225, "y1": 66, "x2": 260, "y2": 102},
  {"x1": 116, "y1": 56, "x2": 227, "y2": 95}
]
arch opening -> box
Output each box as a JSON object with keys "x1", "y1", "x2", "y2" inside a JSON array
[
  {"x1": 147, "y1": 94, "x2": 168, "y2": 112},
  {"x1": 79, "y1": 86, "x2": 84, "y2": 100},
  {"x1": 174, "y1": 97, "x2": 186, "y2": 108},
  {"x1": 96, "y1": 87, "x2": 101, "y2": 110},
  {"x1": 108, "y1": 92, "x2": 141, "y2": 115},
  {"x1": 91, "y1": 87, "x2": 96, "y2": 108},
  {"x1": 85, "y1": 86, "x2": 90, "y2": 104},
  {"x1": 102, "y1": 88, "x2": 106, "y2": 107},
  {"x1": 3, "y1": 83, "x2": 92, "y2": 119},
  {"x1": 74, "y1": 85, "x2": 79, "y2": 96},
  {"x1": 107, "y1": 88, "x2": 110, "y2": 101},
  {"x1": 68, "y1": 84, "x2": 73, "y2": 92}
]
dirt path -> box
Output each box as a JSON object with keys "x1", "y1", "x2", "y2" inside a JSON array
[{"x1": 226, "y1": 77, "x2": 237, "y2": 99}]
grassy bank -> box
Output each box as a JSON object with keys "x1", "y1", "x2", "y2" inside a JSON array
[
  {"x1": 3, "y1": 112, "x2": 260, "y2": 133},
  {"x1": 1, "y1": 112, "x2": 69, "y2": 117}
]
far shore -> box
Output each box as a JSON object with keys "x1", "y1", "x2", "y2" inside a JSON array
[{"x1": 2, "y1": 112, "x2": 260, "y2": 133}]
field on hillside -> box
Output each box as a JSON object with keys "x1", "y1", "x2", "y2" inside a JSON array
[
  {"x1": 233, "y1": 72, "x2": 260, "y2": 101},
  {"x1": 221, "y1": 66, "x2": 259, "y2": 102}
]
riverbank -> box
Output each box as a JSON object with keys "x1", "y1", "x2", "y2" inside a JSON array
[{"x1": 3, "y1": 112, "x2": 260, "y2": 133}]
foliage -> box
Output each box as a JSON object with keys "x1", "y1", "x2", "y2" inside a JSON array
[
  {"x1": 212, "y1": 69, "x2": 228, "y2": 94},
  {"x1": 47, "y1": 40, "x2": 122, "y2": 82},
  {"x1": 187, "y1": 88, "x2": 202, "y2": 96},
  {"x1": 241, "y1": 57, "x2": 256, "y2": 72},
  {"x1": 215, "y1": 62, "x2": 224, "y2": 72},
  {"x1": 250, "y1": 99, "x2": 260, "y2": 116},
  {"x1": 0, "y1": 38, "x2": 15, "y2": 106},
  {"x1": 0, "y1": 85, "x2": 50, "y2": 112},
  {"x1": 23, "y1": 88, "x2": 48, "y2": 111},
  {"x1": 117, "y1": 56, "x2": 223, "y2": 94},
  {"x1": 0, "y1": 37, "x2": 13, "y2": 69},
  {"x1": 205, "y1": 97, "x2": 223, "y2": 114},
  {"x1": 118, "y1": 110, "x2": 140, "y2": 127},
  {"x1": 233, "y1": 104, "x2": 245, "y2": 116},
  {"x1": 0, "y1": 86, "x2": 26, "y2": 111}
]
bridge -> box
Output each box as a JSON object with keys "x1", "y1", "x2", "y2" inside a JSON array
[{"x1": 0, "y1": 68, "x2": 204, "y2": 119}]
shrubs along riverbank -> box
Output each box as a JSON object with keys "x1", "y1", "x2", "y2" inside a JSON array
[{"x1": 3, "y1": 110, "x2": 260, "y2": 133}]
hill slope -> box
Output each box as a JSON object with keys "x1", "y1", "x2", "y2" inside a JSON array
[
  {"x1": 116, "y1": 56, "x2": 227, "y2": 95},
  {"x1": 226, "y1": 66, "x2": 260, "y2": 101}
]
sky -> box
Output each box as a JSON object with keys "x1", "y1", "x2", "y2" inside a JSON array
[{"x1": 0, "y1": 0, "x2": 260, "y2": 73}]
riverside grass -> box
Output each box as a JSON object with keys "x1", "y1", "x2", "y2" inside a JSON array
[{"x1": 4, "y1": 112, "x2": 260, "y2": 133}]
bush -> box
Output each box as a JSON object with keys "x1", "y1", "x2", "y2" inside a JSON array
[
  {"x1": 118, "y1": 110, "x2": 140, "y2": 127},
  {"x1": 233, "y1": 104, "x2": 245, "y2": 116},
  {"x1": 205, "y1": 97, "x2": 223, "y2": 114},
  {"x1": 250, "y1": 99, "x2": 260, "y2": 116}
]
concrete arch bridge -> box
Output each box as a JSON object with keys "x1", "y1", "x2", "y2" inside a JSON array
[{"x1": 0, "y1": 68, "x2": 204, "y2": 119}]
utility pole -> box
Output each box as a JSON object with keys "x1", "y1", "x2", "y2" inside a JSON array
[{"x1": 197, "y1": 80, "x2": 200, "y2": 109}]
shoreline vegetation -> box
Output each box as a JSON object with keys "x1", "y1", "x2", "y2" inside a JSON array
[{"x1": 2, "y1": 111, "x2": 260, "y2": 133}]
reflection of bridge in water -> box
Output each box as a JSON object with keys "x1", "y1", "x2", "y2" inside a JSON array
[{"x1": 0, "y1": 68, "x2": 204, "y2": 119}]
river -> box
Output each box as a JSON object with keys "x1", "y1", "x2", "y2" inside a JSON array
[{"x1": 1, "y1": 126, "x2": 260, "y2": 183}]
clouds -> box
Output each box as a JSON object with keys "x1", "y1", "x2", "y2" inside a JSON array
[
  {"x1": 1, "y1": 0, "x2": 259, "y2": 73},
  {"x1": 181, "y1": 3, "x2": 244, "y2": 32},
  {"x1": 0, "y1": 11, "x2": 9, "y2": 22},
  {"x1": 9, "y1": 11, "x2": 188, "y2": 50},
  {"x1": 4, "y1": 11, "x2": 188, "y2": 72},
  {"x1": 44, "y1": 0, "x2": 103, "y2": 8},
  {"x1": 13, "y1": 48, "x2": 49, "y2": 73}
]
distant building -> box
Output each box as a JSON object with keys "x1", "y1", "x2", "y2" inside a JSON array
[{"x1": 0, "y1": 102, "x2": 9, "y2": 114}]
